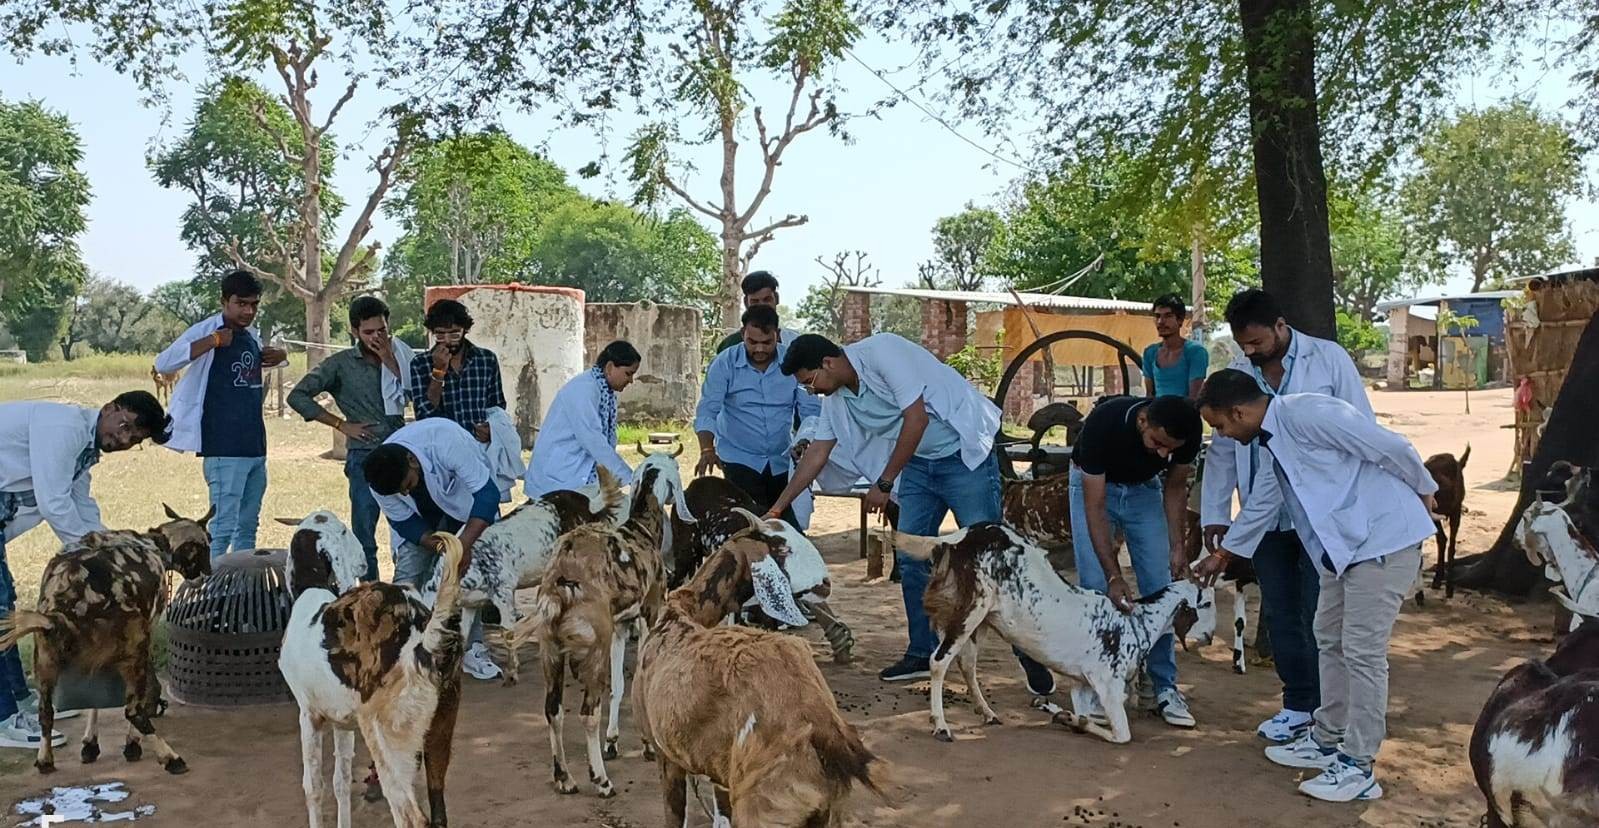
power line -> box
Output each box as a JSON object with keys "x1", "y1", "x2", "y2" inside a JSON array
[{"x1": 844, "y1": 48, "x2": 1037, "y2": 175}]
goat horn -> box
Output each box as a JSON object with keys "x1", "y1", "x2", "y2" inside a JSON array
[
  {"x1": 670, "y1": 443, "x2": 684, "y2": 458},
  {"x1": 274, "y1": 516, "x2": 308, "y2": 526},
  {"x1": 635, "y1": 440, "x2": 652, "y2": 457},
  {"x1": 163, "y1": 503, "x2": 181, "y2": 521},
  {"x1": 730, "y1": 507, "x2": 764, "y2": 531}
]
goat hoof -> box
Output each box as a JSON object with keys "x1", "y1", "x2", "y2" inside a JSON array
[
  {"x1": 596, "y1": 782, "x2": 616, "y2": 799},
  {"x1": 501, "y1": 674, "x2": 518, "y2": 688},
  {"x1": 934, "y1": 729, "x2": 954, "y2": 743},
  {"x1": 363, "y1": 781, "x2": 385, "y2": 803},
  {"x1": 554, "y1": 778, "x2": 579, "y2": 795},
  {"x1": 1414, "y1": 592, "x2": 1426, "y2": 607},
  {"x1": 123, "y1": 742, "x2": 143, "y2": 762},
  {"x1": 602, "y1": 741, "x2": 618, "y2": 761},
  {"x1": 983, "y1": 715, "x2": 1002, "y2": 727},
  {"x1": 1232, "y1": 664, "x2": 1245, "y2": 675},
  {"x1": 81, "y1": 740, "x2": 100, "y2": 763},
  {"x1": 641, "y1": 744, "x2": 656, "y2": 763},
  {"x1": 163, "y1": 757, "x2": 189, "y2": 775},
  {"x1": 35, "y1": 759, "x2": 56, "y2": 774}
]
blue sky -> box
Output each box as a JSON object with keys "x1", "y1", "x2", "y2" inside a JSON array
[{"x1": 3, "y1": 28, "x2": 1595, "y2": 304}]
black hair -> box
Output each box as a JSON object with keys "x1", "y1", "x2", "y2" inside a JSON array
[
  {"x1": 363, "y1": 444, "x2": 413, "y2": 496},
  {"x1": 741, "y1": 271, "x2": 779, "y2": 296},
  {"x1": 595, "y1": 340, "x2": 642, "y2": 370},
  {"x1": 220, "y1": 269, "x2": 263, "y2": 300},
  {"x1": 424, "y1": 299, "x2": 473, "y2": 331},
  {"x1": 1146, "y1": 396, "x2": 1202, "y2": 446},
  {"x1": 780, "y1": 334, "x2": 843, "y2": 376},
  {"x1": 1152, "y1": 293, "x2": 1188, "y2": 320},
  {"x1": 741, "y1": 304, "x2": 780, "y2": 333},
  {"x1": 1224, "y1": 288, "x2": 1283, "y2": 332},
  {"x1": 348, "y1": 296, "x2": 390, "y2": 329},
  {"x1": 111, "y1": 390, "x2": 172, "y2": 445},
  {"x1": 1196, "y1": 368, "x2": 1268, "y2": 411}
]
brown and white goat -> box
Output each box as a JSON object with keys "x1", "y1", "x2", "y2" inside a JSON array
[
  {"x1": 279, "y1": 528, "x2": 468, "y2": 828},
  {"x1": 509, "y1": 461, "x2": 674, "y2": 797},
  {"x1": 634, "y1": 521, "x2": 881, "y2": 827},
  {"x1": 896, "y1": 523, "x2": 1198, "y2": 745},
  {"x1": 1518, "y1": 465, "x2": 1599, "y2": 624},
  {"x1": 0, "y1": 504, "x2": 213, "y2": 775},
  {"x1": 1000, "y1": 472, "x2": 1073, "y2": 549},
  {"x1": 1470, "y1": 617, "x2": 1599, "y2": 828},
  {"x1": 1424, "y1": 444, "x2": 1470, "y2": 600}
]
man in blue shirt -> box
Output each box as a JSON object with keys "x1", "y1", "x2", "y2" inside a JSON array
[
  {"x1": 1142, "y1": 294, "x2": 1209, "y2": 399},
  {"x1": 694, "y1": 305, "x2": 820, "y2": 524}
]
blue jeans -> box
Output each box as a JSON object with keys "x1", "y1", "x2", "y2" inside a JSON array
[
  {"x1": 344, "y1": 447, "x2": 381, "y2": 581},
  {"x1": 0, "y1": 530, "x2": 32, "y2": 721},
  {"x1": 1253, "y1": 529, "x2": 1322, "y2": 713},
  {"x1": 895, "y1": 451, "x2": 1001, "y2": 660},
  {"x1": 202, "y1": 456, "x2": 268, "y2": 558},
  {"x1": 1068, "y1": 465, "x2": 1178, "y2": 695}
]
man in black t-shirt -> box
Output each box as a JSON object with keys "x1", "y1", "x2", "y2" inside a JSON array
[
  {"x1": 1066, "y1": 394, "x2": 1203, "y2": 729},
  {"x1": 714, "y1": 271, "x2": 801, "y2": 353}
]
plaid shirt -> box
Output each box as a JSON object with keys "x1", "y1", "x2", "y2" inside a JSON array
[{"x1": 409, "y1": 341, "x2": 507, "y2": 429}]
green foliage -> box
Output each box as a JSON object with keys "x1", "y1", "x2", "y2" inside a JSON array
[
  {"x1": 1401, "y1": 102, "x2": 1585, "y2": 291},
  {"x1": 59, "y1": 276, "x2": 182, "y2": 359},
  {"x1": 1329, "y1": 182, "x2": 1425, "y2": 320},
  {"x1": 1436, "y1": 307, "x2": 1481, "y2": 338},
  {"x1": 524, "y1": 201, "x2": 718, "y2": 306},
  {"x1": 946, "y1": 343, "x2": 1002, "y2": 393},
  {"x1": 925, "y1": 204, "x2": 1002, "y2": 291},
  {"x1": 0, "y1": 97, "x2": 91, "y2": 362},
  {"x1": 1335, "y1": 308, "x2": 1387, "y2": 357}
]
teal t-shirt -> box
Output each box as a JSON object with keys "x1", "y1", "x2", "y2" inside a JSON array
[
  {"x1": 838, "y1": 382, "x2": 962, "y2": 460},
  {"x1": 1142, "y1": 339, "x2": 1209, "y2": 397}
]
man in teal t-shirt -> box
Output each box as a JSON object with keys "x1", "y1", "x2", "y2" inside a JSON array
[{"x1": 1143, "y1": 294, "x2": 1209, "y2": 399}]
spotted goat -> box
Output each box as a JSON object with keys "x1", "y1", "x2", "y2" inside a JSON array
[
  {"x1": 0, "y1": 505, "x2": 213, "y2": 775},
  {"x1": 669, "y1": 474, "x2": 853, "y2": 662},
  {"x1": 634, "y1": 510, "x2": 880, "y2": 827},
  {"x1": 896, "y1": 523, "x2": 1198, "y2": 745},
  {"x1": 279, "y1": 525, "x2": 468, "y2": 828}
]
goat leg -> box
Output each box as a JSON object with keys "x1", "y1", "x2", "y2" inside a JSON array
[
  {"x1": 958, "y1": 638, "x2": 1001, "y2": 725},
  {"x1": 544, "y1": 653, "x2": 577, "y2": 795},
  {"x1": 929, "y1": 616, "x2": 980, "y2": 742},
  {"x1": 1232, "y1": 582, "x2": 1248, "y2": 676},
  {"x1": 497, "y1": 595, "x2": 519, "y2": 687},
  {"x1": 34, "y1": 669, "x2": 56, "y2": 774},
  {"x1": 80, "y1": 708, "x2": 100, "y2": 764},
  {"x1": 297, "y1": 712, "x2": 327, "y2": 828},
  {"x1": 333, "y1": 728, "x2": 355, "y2": 828},
  {"x1": 424, "y1": 669, "x2": 462, "y2": 826},
  {"x1": 660, "y1": 760, "x2": 689, "y2": 828},
  {"x1": 603, "y1": 626, "x2": 627, "y2": 761},
  {"x1": 120, "y1": 656, "x2": 184, "y2": 773},
  {"x1": 1446, "y1": 519, "x2": 1460, "y2": 600},
  {"x1": 1430, "y1": 525, "x2": 1449, "y2": 591}
]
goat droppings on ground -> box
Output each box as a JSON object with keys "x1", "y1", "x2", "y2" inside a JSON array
[{"x1": 13, "y1": 782, "x2": 157, "y2": 825}]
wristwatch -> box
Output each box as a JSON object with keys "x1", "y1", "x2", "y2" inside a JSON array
[{"x1": 874, "y1": 478, "x2": 893, "y2": 493}]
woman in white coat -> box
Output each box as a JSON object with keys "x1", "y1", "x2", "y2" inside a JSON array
[{"x1": 524, "y1": 341, "x2": 639, "y2": 498}]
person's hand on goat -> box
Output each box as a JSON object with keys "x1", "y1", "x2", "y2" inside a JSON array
[
  {"x1": 1202, "y1": 524, "x2": 1228, "y2": 554},
  {"x1": 695, "y1": 447, "x2": 721, "y2": 477},
  {"x1": 1106, "y1": 575, "x2": 1135, "y2": 613},
  {"x1": 1192, "y1": 548, "x2": 1233, "y2": 587}
]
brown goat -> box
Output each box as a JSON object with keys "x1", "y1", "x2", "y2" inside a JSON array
[
  {"x1": 0, "y1": 504, "x2": 213, "y2": 775},
  {"x1": 1001, "y1": 473, "x2": 1073, "y2": 548},
  {"x1": 150, "y1": 366, "x2": 179, "y2": 403},
  {"x1": 634, "y1": 527, "x2": 880, "y2": 827},
  {"x1": 1425, "y1": 444, "x2": 1470, "y2": 599}
]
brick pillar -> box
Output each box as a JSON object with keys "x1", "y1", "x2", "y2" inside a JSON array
[
  {"x1": 1004, "y1": 359, "x2": 1045, "y2": 422},
  {"x1": 842, "y1": 291, "x2": 871, "y2": 343},
  {"x1": 921, "y1": 299, "x2": 969, "y2": 360},
  {"x1": 1103, "y1": 364, "x2": 1124, "y2": 395}
]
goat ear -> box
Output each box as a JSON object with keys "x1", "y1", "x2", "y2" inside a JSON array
[
  {"x1": 274, "y1": 516, "x2": 307, "y2": 527},
  {"x1": 163, "y1": 503, "x2": 182, "y2": 521},
  {"x1": 730, "y1": 507, "x2": 763, "y2": 531},
  {"x1": 749, "y1": 556, "x2": 808, "y2": 628},
  {"x1": 199, "y1": 503, "x2": 216, "y2": 529}
]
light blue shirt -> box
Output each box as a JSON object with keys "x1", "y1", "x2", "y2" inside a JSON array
[
  {"x1": 832, "y1": 382, "x2": 962, "y2": 461},
  {"x1": 1142, "y1": 339, "x2": 1209, "y2": 397},
  {"x1": 694, "y1": 343, "x2": 821, "y2": 473},
  {"x1": 525, "y1": 371, "x2": 634, "y2": 498}
]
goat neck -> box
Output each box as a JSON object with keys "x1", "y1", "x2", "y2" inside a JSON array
[
  {"x1": 1520, "y1": 501, "x2": 1599, "y2": 618},
  {"x1": 661, "y1": 533, "x2": 792, "y2": 628}
]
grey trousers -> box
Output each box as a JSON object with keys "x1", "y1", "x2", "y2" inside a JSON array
[{"x1": 1310, "y1": 543, "x2": 1421, "y2": 766}]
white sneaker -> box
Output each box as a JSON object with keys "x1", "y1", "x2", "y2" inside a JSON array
[
  {"x1": 1257, "y1": 709, "x2": 1313, "y2": 743},
  {"x1": 1154, "y1": 689, "x2": 1196, "y2": 728},
  {"x1": 1299, "y1": 755, "x2": 1383, "y2": 802},
  {"x1": 1265, "y1": 732, "x2": 1340, "y2": 770},
  {"x1": 19, "y1": 690, "x2": 82, "y2": 721},
  {"x1": 0, "y1": 711, "x2": 66, "y2": 750},
  {"x1": 463, "y1": 643, "x2": 502, "y2": 681}
]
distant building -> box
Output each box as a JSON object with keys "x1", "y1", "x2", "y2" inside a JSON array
[{"x1": 1375, "y1": 291, "x2": 1518, "y2": 389}]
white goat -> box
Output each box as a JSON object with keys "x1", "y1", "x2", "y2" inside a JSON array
[
  {"x1": 279, "y1": 515, "x2": 468, "y2": 828},
  {"x1": 897, "y1": 523, "x2": 1199, "y2": 745}
]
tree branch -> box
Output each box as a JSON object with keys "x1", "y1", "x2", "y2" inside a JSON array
[
  {"x1": 318, "y1": 79, "x2": 358, "y2": 137},
  {"x1": 740, "y1": 213, "x2": 807, "y2": 241},
  {"x1": 738, "y1": 81, "x2": 831, "y2": 228},
  {"x1": 326, "y1": 137, "x2": 407, "y2": 299},
  {"x1": 660, "y1": 173, "x2": 725, "y2": 221}
]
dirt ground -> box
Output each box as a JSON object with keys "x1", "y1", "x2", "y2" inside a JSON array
[{"x1": 2, "y1": 387, "x2": 1558, "y2": 827}]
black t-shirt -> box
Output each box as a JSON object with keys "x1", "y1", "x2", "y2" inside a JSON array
[
  {"x1": 715, "y1": 330, "x2": 742, "y2": 354},
  {"x1": 1072, "y1": 396, "x2": 1199, "y2": 484}
]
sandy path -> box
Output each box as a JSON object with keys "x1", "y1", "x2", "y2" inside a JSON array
[{"x1": 3, "y1": 388, "x2": 1550, "y2": 827}]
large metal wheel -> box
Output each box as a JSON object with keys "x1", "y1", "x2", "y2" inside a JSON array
[{"x1": 991, "y1": 329, "x2": 1148, "y2": 413}]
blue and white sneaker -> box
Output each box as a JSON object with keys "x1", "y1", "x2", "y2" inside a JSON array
[
  {"x1": 1257, "y1": 709, "x2": 1313, "y2": 743},
  {"x1": 1264, "y1": 732, "x2": 1340, "y2": 770},
  {"x1": 1298, "y1": 754, "x2": 1383, "y2": 802}
]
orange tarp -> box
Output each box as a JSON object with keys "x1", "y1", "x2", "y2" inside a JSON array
[{"x1": 977, "y1": 308, "x2": 1158, "y2": 366}]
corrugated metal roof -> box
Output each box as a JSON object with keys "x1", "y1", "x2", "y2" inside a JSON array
[
  {"x1": 1374, "y1": 291, "x2": 1519, "y2": 313},
  {"x1": 842, "y1": 285, "x2": 1152, "y2": 312}
]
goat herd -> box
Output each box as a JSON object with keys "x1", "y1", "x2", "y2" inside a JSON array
[{"x1": 3, "y1": 446, "x2": 1599, "y2": 827}]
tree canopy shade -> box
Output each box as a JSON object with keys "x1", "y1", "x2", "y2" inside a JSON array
[
  {"x1": 1328, "y1": 182, "x2": 1422, "y2": 322},
  {"x1": 1401, "y1": 102, "x2": 1586, "y2": 292},
  {"x1": 925, "y1": 205, "x2": 1003, "y2": 292},
  {"x1": 880, "y1": 0, "x2": 1552, "y2": 339},
  {"x1": 0, "y1": 97, "x2": 90, "y2": 361}
]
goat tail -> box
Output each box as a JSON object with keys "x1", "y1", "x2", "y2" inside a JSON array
[
  {"x1": 1460, "y1": 444, "x2": 1472, "y2": 469},
  {"x1": 421, "y1": 534, "x2": 466, "y2": 653},
  {"x1": 508, "y1": 556, "x2": 588, "y2": 648},
  {"x1": 892, "y1": 531, "x2": 941, "y2": 562},
  {"x1": 811, "y1": 715, "x2": 884, "y2": 799},
  {"x1": 591, "y1": 465, "x2": 626, "y2": 521},
  {"x1": 0, "y1": 610, "x2": 55, "y2": 651}
]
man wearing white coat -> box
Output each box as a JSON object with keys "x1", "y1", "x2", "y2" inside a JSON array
[
  {"x1": 154, "y1": 270, "x2": 286, "y2": 558},
  {"x1": 524, "y1": 341, "x2": 639, "y2": 499},
  {"x1": 1200, "y1": 288, "x2": 1374, "y2": 744},
  {"x1": 1195, "y1": 369, "x2": 1438, "y2": 804},
  {"x1": 767, "y1": 333, "x2": 1054, "y2": 691},
  {"x1": 362, "y1": 418, "x2": 503, "y2": 680}
]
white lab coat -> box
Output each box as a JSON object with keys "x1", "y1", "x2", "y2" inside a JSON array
[
  {"x1": 154, "y1": 313, "x2": 263, "y2": 454},
  {"x1": 0, "y1": 403, "x2": 103, "y2": 543},
  {"x1": 524, "y1": 372, "x2": 633, "y2": 499},
  {"x1": 482, "y1": 406, "x2": 526, "y2": 503},
  {"x1": 372, "y1": 419, "x2": 494, "y2": 525},
  {"x1": 1253, "y1": 393, "x2": 1438, "y2": 575},
  {"x1": 1200, "y1": 327, "x2": 1373, "y2": 557}
]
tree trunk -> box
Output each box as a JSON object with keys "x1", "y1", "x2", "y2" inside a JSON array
[
  {"x1": 1455, "y1": 309, "x2": 1599, "y2": 595},
  {"x1": 1238, "y1": 0, "x2": 1336, "y2": 340},
  {"x1": 1190, "y1": 233, "x2": 1207, "y2": 335},
  {"x1": 721, "y1": 228, "x2": 742, "y2": 331},
  {"x1": 304, "y1": 293, "x2": 331, "y2": 370}
]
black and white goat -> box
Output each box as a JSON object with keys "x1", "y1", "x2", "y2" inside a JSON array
[
  {"x1": 279, "y1": 514, "x2": 468, "y2": 828},
  {"x1": 896, "y1": 523, "x2": 1198, "y2": 744}
]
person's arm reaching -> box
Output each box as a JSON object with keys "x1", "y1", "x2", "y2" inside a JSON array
[
  {"x1": 449, "y1": 480, "x2": 500, "y2": 574},
  {"x1": 1080, "y1": 472, "x2": 1134, "y2": 612},
  {"x1": 1164, "y1": 463, "x2": 1193, "y2": 577},
  {"x1": 865, "y1": 398, "x2": 928, "y2": 514},
  {"x1": 694, "y1": 355, "x2": 731, "y2": 476},
  {"x1": 768, "y1": 438, "x2": 836, "y2": 519}
]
